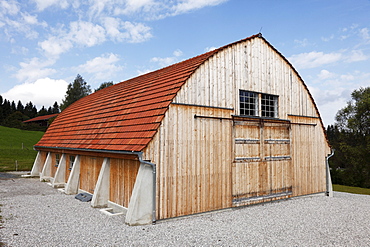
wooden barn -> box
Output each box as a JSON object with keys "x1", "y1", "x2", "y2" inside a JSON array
[{"x1": 30, "y1": 34, "x2": 333, "y2": 225}]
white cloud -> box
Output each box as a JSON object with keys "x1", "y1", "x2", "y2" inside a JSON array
[
  {"x1": 1, "y1": 5, "x2": 47, "y2": 40},
  {"x1": 136, "y1": 69, "x2": 153, "y2": 76},
  {"x1": 309, "y1": 69, "x2": 370, "y2": 125},
  {"x1": 39, "y1": 19, "x2": 152, "y2": 57},
  {"x1": 321, "y1": 35, "x2": 334, "y2": 42},
  {"x1": 102, "y1": 17, "x2": 152, "y2": 43},
  {"x1": 113, "y1": 0, "x2": 156, "y2": 16},
  {"x1": 87, "y1": 0, "x2": 228, "y2": 20},
  {"x1": 346, "y1": 50, "x2": 368, "y2": 62},
  {"x1": 317, "y1": 70, "x2": 336, "y2": 80},
  {"x1": 15, "y1": 57, "x2": 56, "y2": 83},
  {"x1": 359, "y1": 27, "x2": 370, "y2": 40},
  {"x1": 294, "y1": 38, "x2": 313, "y2": 47},
  {"x1": 173, "y1": 49, "x2": 183, "y2": 57},
  {"x1": 32, "y1": 0, "x2": 70, "y2": 11},
  {"x1": 308, "y1": 86, "x2": 350, "y2": 126},
  {"x1": 0, "y1": 0, "x2": 20, "y2": 16},
  {"x1": 77, "y1": 53, "x2": 124, "y2": 82},
  {"x1": 69, "y1": 20, "x2": 106, "y2": 47},
  {"x1": 39, "y1": 36, "x2": 73, "y2": 57},
  {"x1": 151, "y1": 49, "x2": 184, "y2": 67},
  {"x1": 172, "y1": 0, "x2": 228, "y2": 15},
  {"x1": 205, "y1": 46, "x2": 217, "y2": 52},
  {"x1": 121, "y1": 21, "x2": 152, "y2": 43},
  {"x1": 288, "y1": 51, "x2": 342, "y2": 69},
  {"x1": 2, "y1": 77, "x2": 68, "y2": 107}
]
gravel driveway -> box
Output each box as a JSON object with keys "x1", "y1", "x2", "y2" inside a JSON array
[{"x1": 1, "y1": 174, "x2": 369, "y2": 246}]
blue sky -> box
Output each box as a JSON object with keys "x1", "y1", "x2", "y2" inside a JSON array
[{"x1": 1, "y1": 0, "x2": 370, "y2": 126}]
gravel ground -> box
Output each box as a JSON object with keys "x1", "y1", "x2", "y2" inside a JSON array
[{"x1": 0, "y1": 174, "x2": 369, "y2": 247}]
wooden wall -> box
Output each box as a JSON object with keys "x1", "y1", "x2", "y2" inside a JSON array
[
  {"x1": 144, "y1": 104, "x2": 233, "y2": 220},
  {"x1": 144, "y1": 37, "x2": 330, "y2": 220},
  {"x1": 79, "y1": 156, "x2": 104, "y2": 194},
  {"x1": 38, "y1": 151, "x2": 48, "y2": 174},
  {"x1": 109, "y1": 158, "x2": 140, "y2": 208},
  {"x1": 288, "y1": 115, "x2": 328, "y2": 196}
]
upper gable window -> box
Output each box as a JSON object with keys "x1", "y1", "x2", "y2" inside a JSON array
[
  {"x1": 261, "y1": 94, "x2": 278, "y2": 118},
  {"x1": 240, "y1": 91, "x2": 258, "y2": 116},
  {"x1": 239, "y1": 90, "x2": 278, "y2": 118}
]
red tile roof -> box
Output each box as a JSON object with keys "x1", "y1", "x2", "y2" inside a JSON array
[
  {"x1": 35, "y1": 34, "x2": 263, "y2": 152},
  {"x1": 23, "y1": 113, "x2": 59, "y2": 123}
]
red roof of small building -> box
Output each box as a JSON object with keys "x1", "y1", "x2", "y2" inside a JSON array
[
  {"x1": 35, "y1": 33, "x2": 324, "y2": 153},
  {"x1": 23, "y1": 113, "x2": 59, "y2": 123},
  {"x1": 36, "y1": 36, "x2": 264, "y2": 152}
]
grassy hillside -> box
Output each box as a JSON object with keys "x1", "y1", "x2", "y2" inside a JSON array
[
  {"x1": 0, "y1": 126, "x2": 44, "y2": 172},
  {"x1": 333, "y1": 184, "x2": 370, "y2": 195}
]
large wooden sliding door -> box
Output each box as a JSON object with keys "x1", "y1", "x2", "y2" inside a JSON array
[{"x1": 232, "y1": 117, "x2": 292, "y2": 206}]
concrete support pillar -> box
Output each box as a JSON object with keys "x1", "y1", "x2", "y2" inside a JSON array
[
  {"x1": 52, "y1": 154, "x2": 66, "y2": 188},
  {"x1": 40, "y1": 152, "x2": 52, "y2": 182},
  {"x1": 91, "y1": 158, "x2": 110, "y2": 208},
  {"x1": 65, "y1": 155, "x2": 80, "y2": 195},
  {"x1": 30, "y1": 151, "x2": 42, "y2": 177},
  {"x1": 125, "y1": 163, "x2": 154, "y2": 226},
  {"x1": 326, "y1": 162, "x2": 333, "y2": 197}
]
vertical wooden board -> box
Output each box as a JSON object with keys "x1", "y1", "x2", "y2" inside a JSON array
[
  {"x1": 51, "y1": 153, "x2": 57, "y2": 177},
  {"x1": 79, "y1": 156, "x2": 103, "y2": 194},
  {"x1": 109, "y1": 158, "x2": 140, "y2": 208},
  {"x1": 65, "y1": 154, "x2": 71, "y2": 182},
  {"x1": 151, "y1": 104, "x2": 232, "y2": 219}
]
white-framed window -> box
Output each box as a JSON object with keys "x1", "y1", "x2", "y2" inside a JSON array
[{"x1": 239, "y1": 90, "x2": 278, "y2": 118}]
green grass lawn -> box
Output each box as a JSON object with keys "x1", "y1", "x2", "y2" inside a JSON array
[
  {"x1": 0, "y1": 126, "x2": 44, "y2": 172},
  {"x1": 333, "y1": 184, "x2": 370, "y2": 195}
]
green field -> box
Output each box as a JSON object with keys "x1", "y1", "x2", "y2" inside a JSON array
[
  {"x1": 333, "y1": 184, "x2": 370, "y2": 195},
  {"x1": 0, "y1": 126, "x2": 44, "y2": 172}
]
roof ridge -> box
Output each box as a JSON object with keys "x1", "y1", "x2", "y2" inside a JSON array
[{"x1": 36, "y1": 34, "x2": 263, "y2": 152}]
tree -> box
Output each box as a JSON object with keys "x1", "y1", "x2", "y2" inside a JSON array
[
  {"x1": 51, "y1": 101, "x2": 60, "y2": 114},
  {"x1": 0, "y1": 95, "x2": 4, "y2": 122},
  {"x1": 60, "y1": 74, "x2": 91, "y2": 111},
  {"x1": 3, "y1": 111, "x2": 28, "y2": 129},
  {"x1": 24, "y1": 102, "x2": 37, "y2": 118},
  {"x1": 16, "y1": 100, "x2": 24, "y2": 113},
  {"x1": 37, "y1": 106, "x2": 48, "y2": 116},
  {"x1": 11, "y1": 101, "x2": 16, "y2": 113},
  {"x1": 328, "y1": 87, "x2": 370, "y2": 188},
  {"x1": 335, "y1": 87, "x2": 370, "y2": 136},
  {"x1": 2, "y1": 100, "x2": 11, "y2": 119},
  {"x1": 95, "y1": 81, "x2": 114, "y2": 92}
]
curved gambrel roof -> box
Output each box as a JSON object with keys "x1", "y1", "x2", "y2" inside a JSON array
[{"x1": 35, "y1": 34, "x2": 326, "y2": 153}]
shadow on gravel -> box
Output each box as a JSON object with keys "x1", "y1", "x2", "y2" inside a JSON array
[{"x1": 0, "y1": 172, "x2": 21, "y2": 180}]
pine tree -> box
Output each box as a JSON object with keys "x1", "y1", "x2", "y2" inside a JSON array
[
  {"x1": 38, "y1": 106, "x2": 48, "y2": 116},
  {"x1": 17, "y1": 100, "x2": 24, "y2": 113},
  {"x1": 95, "y1": 81, "x2": 114, "y2": 92},
  {"x1": 51, "y1": 101, "x2": 60, "y2": 114},
  {"x1": 24, "y1": 102, "x2": 37, "y2": 118},
  {"x1": 60, "y1": 74, "x2": 91, "y2": 111}
]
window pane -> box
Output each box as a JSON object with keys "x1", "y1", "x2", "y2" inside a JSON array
[
  {"x1": 261, "y1": 94, "x2": 278, "y2": 118},
  {"x1": 240, "y1": 90, "x2": 258, "y2": 116}
]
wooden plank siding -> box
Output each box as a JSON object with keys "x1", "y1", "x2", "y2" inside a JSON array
[
  {"x1": 38, "y1": 151, "x2": 48, "y2": 174},
  {"x1": 79, "y1": 156, "x2": 104, "y2": 194},
  {"x1": 288, "y1": 115, "x2": 329, "y2": 196},
  {"x1": 143, "y1": 104, "x2": 233, "y2": 220},
  {"x1": 143, "y1": 37, "x2": 330, "y2": 220},
  {"x1": 109, "y1": 158, "x2": 140, "y2": 208}
]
